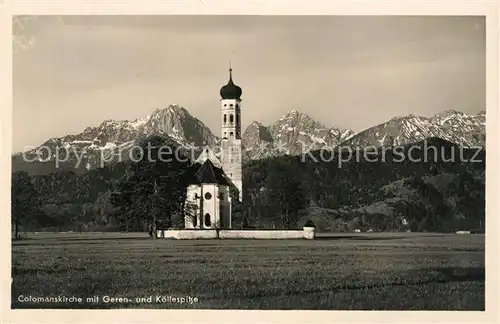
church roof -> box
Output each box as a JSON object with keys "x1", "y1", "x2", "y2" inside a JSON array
[
  {"x1": 195, "y1": 147, "x2": 222, "y2": 168},
  {"x1": 220, "y1": 67, "x2": 242, "y2": 100},
  {"x1": 185, "y1": 159, "x2": 231, "y2": 186}
]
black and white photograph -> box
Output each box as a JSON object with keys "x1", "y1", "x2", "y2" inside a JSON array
[{"x1": 7, "y1": 12, "x2": 494, "y2": 316}]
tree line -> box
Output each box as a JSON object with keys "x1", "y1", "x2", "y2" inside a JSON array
[{"x1": 11, "y1": 136, "x2": 485, "y2": 236}]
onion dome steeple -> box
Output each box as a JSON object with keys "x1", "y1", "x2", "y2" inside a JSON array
[{"x1": 220, "y1": 62, "x2": 242, "y2": 100}]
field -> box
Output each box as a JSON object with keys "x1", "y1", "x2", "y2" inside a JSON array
[{"x1": 11, "y1": 232, "x2": 485, "y2": 310}]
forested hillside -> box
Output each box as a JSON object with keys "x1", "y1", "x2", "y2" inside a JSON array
[
  {"x1": 11, "y1": 137, "x2": 485, "y2": 233},
  {"x1": 242, "y1": 138, "x2": 485, "y2": 232}
]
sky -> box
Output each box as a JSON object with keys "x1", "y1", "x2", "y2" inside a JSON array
[{"x1": 13, "y1": 15, "x2": 485, "y2": 152}]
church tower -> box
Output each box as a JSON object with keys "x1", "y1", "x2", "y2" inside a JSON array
[{"x1": 219, "y1": 64, "x2": 243, "y2": 202}]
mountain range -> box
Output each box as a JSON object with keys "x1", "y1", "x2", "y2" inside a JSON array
[
  {"x1": 341, "y1": 110, "x2": 485, "y2": 148},
  {"x1": 12, "y1": 105, "x2": 486, "y2": 175}
]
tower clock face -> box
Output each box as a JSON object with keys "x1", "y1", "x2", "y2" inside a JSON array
[{"x1": 204, "y1": 192, "x2": 212, "y2": 200}]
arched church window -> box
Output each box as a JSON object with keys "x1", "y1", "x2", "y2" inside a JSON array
[
  {"x1": 236, "y1": 114, "x2": 240, "y2": 125},
  {"x1": 224, "y1": 104, "x2": 227, "y2": 107},
  {"x1": 229, "y1": 132, "x2": 234, "y2": 137},
  {"x1": 223, "y1": 114, "x2": 227, "y2": 123},
  {"x1": 235, "y1": 103, "x2": 239, "y2": 108},
  {"x1": 205, "y1": 213, "x2": 211, "y2": 227},
  {"x1": 223, "y1": 132, "x2": 227, "y2": 138},
  {"x1": 204, "y1": 192, "x2": 212, "y2": 200},
  {"x1": 230, "y1": 104, "x2": 233, "y2": 107},
  {"x1": 193, "y1": 215, "x2": 197, "y2": 227},
  {"x1": 229, "y1": 114, "x2": 234, "y2": 123}
]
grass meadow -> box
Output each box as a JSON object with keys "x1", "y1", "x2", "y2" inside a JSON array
[{"x1": 11, "y1": 232, "x2": 485, "y2": 310}]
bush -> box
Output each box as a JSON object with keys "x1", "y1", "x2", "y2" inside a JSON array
[{"x1": 303, "y1": 219, "x2": 316, "y2": 228}]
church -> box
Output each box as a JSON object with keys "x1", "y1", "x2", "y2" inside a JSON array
[{"x1": 182, "y1": 66, "x2": 243, "y2": 230}]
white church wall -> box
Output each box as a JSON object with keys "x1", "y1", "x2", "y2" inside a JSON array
[
  {"x1": 184, "y1": 185, "x2": 201, "y2": 229},
  {"x1": 201, "y1": 184, "x2": 220, "y2": 228},
  {"x1": 184, "y1": 184, "x2": 221, "y2": 229},
  {"x1": 183, "y1": 184, "x2": 232, "y2": 229}
]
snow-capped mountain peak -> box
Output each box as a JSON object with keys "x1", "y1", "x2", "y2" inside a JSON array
[
  {"x1": 242, "y1": 110, "x2": 354, "y2": 160},
  {"x1": 341, "y1": 110, "x2": 485, "y2": 148},
  {"x1": 13, "y1": 104, "x2": 219, "y2": 174}
]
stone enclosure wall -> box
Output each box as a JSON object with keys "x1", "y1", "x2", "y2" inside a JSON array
[{"x1": 157, "y1": 228, "x2": 316, "y2": 240}]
